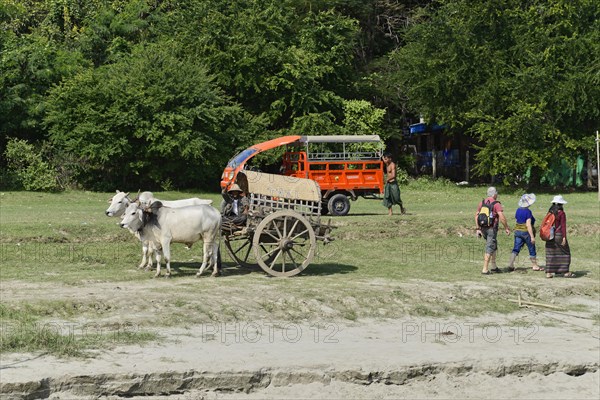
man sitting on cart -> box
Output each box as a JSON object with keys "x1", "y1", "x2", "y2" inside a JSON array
[{"x1": 221, "y1": 184, "x2": 249, "y2": 230}]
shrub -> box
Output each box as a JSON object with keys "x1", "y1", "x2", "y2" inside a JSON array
[
  {"x1": 395, "y1": 168, "x2": 410, "y2": 185},
  {"x1": 406, "y1": 175, "x2": 455, "y2": 190},
  {"x1": 4, "y1": 139, "x2": 61, "y2": 192}
]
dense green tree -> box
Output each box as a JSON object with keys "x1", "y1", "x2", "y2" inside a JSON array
[
  {"x1": 169, "y1": 0, "x2": 360, "y2": 131},
  {"x1": 44, "y1": 42, "x2": 249, "y2": 190},
  {"x1": 0, "y1": 0, "x2": 92, "y2": 149},
  {"x1": 14, "y1": 0, "x2": 593, "y2": 191},
  {"x1": 3, "y1": 0, "x2": 427, "y2": 191},
  {"x1": 76, "y1": 0, "x2": 171, "y2": 66},
  {"x1": 390, "y1": 0, "x2": 600, "y2": 183},
  {"x1": 350, "y1": 0, "x2": 434, "y2": 145}
]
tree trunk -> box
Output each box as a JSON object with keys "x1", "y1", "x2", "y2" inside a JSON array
[{"x1": 528, "y1": 166, "x2": 541, "y2": 189}]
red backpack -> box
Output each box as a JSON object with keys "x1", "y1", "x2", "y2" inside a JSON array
[{"x1": 539, "y1": 212, "x2": 556, "y2": 241}]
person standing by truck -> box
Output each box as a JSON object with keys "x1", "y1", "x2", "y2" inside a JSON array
[{"x1": 382, "y1": 152, "x2": 406, "y2": 216}]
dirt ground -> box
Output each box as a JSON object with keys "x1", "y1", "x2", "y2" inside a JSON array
[
  {"x1": 112, "y1": 372, "x2": 600, "y2": 400},
  {"x1": 0, "y1": 275, "x2": 598, "y2": 399}
]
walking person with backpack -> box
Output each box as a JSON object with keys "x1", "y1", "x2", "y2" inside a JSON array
[
  {"x1": 507, "y1": 193, "x2": 542, "y2": 272},
  {"x1": 542, "y1": 195, "x2": 573, "y2": 278},
  {"x1": 475, "y1": 187, "x2": 511, "y2": 275}
]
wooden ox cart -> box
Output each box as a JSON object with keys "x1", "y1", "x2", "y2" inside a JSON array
[{"x1": 222, "y1": 170, "x2": 334, "y2": 277}]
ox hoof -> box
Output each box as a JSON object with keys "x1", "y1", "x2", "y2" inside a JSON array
[
  {"x1": 153, "y1": 274, "x2": 160, "y2": 279},
  {"x1": 195, "y1": 273, "x2": 202, "y2": 278}
]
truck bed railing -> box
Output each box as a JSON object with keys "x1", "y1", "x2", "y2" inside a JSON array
[{"x1": 307, "y1": 151, "x2": 381, "y2": 161}]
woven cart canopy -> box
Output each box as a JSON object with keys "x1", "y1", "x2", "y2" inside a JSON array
[{"x1": 239, "y1": 170, "x2": 321, "y2": 202}]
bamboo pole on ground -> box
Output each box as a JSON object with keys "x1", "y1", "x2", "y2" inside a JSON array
[{"x1": 508, "y1": 297, "x2": 564, "y2": 310}]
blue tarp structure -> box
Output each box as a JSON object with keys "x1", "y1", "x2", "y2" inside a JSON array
[
  {"x1": 408, "y1": 123, "x2": 446, "y2": 136},
  {"x1": 417, "y1": 149, "x2": 460, "y2": 168}
]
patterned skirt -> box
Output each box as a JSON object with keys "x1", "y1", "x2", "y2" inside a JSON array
[
  {"x1": 545, "y1": 232, "x2": 571, "y2": 274},
  {"x1": 382, "y1": 182, "x2": 403, "y2": 208}
]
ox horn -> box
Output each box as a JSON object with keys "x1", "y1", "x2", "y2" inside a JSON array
[{"x1": 131, "y1": 189, "x2": 140, "y2": 203}]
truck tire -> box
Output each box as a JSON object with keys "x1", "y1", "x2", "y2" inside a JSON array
[{"x1": 327, "y1": 193, "x2": 350, "y2": 216}]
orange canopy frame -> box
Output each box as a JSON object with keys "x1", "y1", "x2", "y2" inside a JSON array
[{"x1": 221, "y1": 135, "x2": 302, "y2": 190}]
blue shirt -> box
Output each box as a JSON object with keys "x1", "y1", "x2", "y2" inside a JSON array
[{"x1": 515, "y1": 207, "x2": 535, "y2": 225}]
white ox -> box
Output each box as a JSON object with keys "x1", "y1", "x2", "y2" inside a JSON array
[
  {"x1": 105, "y1": 190, "x2": 213, "y2": 270},
  {"x1": 105, "y1": 190, "x2": 213, "y2": 217},
  {"x1": 120, "y1": 202, "x2": 221, "y2": 278}
]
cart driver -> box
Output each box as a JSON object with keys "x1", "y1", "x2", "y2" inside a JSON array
[{"x1": 222, "y1": 184, "x2": 249, "y2": 227}]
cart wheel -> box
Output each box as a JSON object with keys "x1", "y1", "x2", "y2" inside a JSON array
[
  {"x1": 223, "y1": 233, "x2": 259, "y2": 269},
  {"x1": 253, "y1": 210, "x2": 316, "y2": 277},
  {"x1": 327, "y1": 193, "x2": 350, "y2": 216}
]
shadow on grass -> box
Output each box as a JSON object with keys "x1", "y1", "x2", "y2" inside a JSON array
[
  {"x1": 338, "y1": 212, "x2": 384, "y2": 217},
  {"x1": 551, "y1": 270, "x2": 587, "y2": 279},
  {"x1": 159, "y1": 261, "x2": 358, "y2": 278},
  {"x1": 145, "y1": 262, "x2": 214, "y2": 278},
  {"x1": 154, "y1": 262, "x2": 259, "y2": 278},
  {"x1": 299, "y1": 263, "x2": 358, "y2": 276},
  {"x1": 503, "y1": 266, "x2": 589, "y2": 279}
]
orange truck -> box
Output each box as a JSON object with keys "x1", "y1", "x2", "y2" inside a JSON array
[{"x1": 220, "y1": 135, "x2": 384, "y2": 216}]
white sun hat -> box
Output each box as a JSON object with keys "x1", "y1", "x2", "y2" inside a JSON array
[
  {"x1": 551, "y1": 195, "x2": 567, "y2": 204},
  {"x1": 518, "y1": 193, "x2": 536, "y2": 208}
]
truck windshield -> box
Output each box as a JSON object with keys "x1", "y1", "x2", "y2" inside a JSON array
[{"x1": 227, "y1": 148, "x2": 258, "y2": 169}]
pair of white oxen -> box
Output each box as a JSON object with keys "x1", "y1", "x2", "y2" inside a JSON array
[{"x1": 105, "y1": 190, "x2": 220, "y2": 278}]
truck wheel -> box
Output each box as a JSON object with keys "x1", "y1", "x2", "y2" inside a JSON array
[{"x1": 327, "y1": 194, "x2": 350, "y2": 216}]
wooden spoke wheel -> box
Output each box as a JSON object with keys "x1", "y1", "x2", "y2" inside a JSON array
[
  {"x1": 252, "y1": 210, "x2": 316, "y2": 277},
  {"x1": 223, "y1": 233, "x2": 259, "y2": 269}
]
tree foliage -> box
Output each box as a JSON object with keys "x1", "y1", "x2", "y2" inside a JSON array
[
  {"x1": 44, "y1": 42, "x2": 248, "y2": 190},
  {"x1": 4, "y1": 138, "x2": 60, "y2": 191},
  {"x1": 0, "y1": 0, "x2": 596, "y2": 190},
  {"x1": 391, "y1": 0, "x2": 600, "y2": 182},
  {"x1": 170, "y1": 0, "x2": 360, "y2": 130}
]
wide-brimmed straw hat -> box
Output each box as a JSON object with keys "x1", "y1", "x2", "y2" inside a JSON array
[
  {"x1": 551, "y1": 195, "x2": 567, "y2": 204},
  {"x1": 228, "y1": 184, "x2": 242, "y2": 193},
  {"x1": 518, "y1": 193, "x2": 536, "y2": 208}
]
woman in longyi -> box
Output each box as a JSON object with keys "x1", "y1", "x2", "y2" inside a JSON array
[{"x1": 544, "y1": 195, "x2": 574, "y2": 278}]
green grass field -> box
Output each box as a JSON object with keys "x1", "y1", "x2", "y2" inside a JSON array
[{"x1": 1, "y1": 182, "x2": 598, "y2": 355}]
